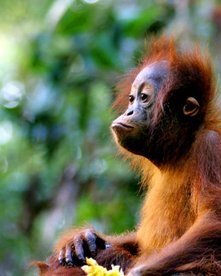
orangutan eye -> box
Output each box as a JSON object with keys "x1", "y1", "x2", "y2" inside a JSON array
[
  {"x1": 141, "y1": 93, "x2": 150, "y2": 103},
  {"x1": 140, "y1": 83, "x2": 153, "y2": 103},
  {"x1": 129, "y1": 95, "x2": 135, "y2": 104}
]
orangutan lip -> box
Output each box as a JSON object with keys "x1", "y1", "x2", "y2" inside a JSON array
[{"x1": 111, "y1": 122, "x2": 134, "y2": 130}]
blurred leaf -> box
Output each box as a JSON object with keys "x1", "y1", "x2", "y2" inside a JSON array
[{"x1": 123, "y1": 5, "x2": 165, "y2": 36}]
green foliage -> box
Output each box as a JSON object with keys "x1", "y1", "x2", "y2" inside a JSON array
[{"x1": 0, "y1": 0, "x2": 219, "y2": 275}]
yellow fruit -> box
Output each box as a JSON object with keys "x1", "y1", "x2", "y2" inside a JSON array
[{"x1": 81, "y1": 258, "x2": 125, "y2": 276}]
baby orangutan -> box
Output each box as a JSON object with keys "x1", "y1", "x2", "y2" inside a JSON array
[{"x1": 36, "y1": 37, "x2": 221, "y2": 275}]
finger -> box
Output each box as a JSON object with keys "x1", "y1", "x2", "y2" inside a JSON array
[
  {"x1": 96, "y1": 235, "x2": 106, "y2": 249},
  {"x1": 85, "y1": 230, "x2": 97, "y2": 254},
  {"x1": 65, "y1": 244, "x2": 73, "y2": 266},
  {"x1": 58, "y1": 248, "x2": 65, "y2": 265},
  {"x1": 74, "y1": 236, "x2": 85, "y2": 262}
]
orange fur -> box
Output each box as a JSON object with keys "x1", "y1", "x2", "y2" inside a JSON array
[{"x1": 35, "y1": 37, "x2": 221, "y2": 275}]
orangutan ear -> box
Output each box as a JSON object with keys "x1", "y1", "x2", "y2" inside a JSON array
[{"x1": 183, "y1": 97, "x2": 200, "y2": 116}]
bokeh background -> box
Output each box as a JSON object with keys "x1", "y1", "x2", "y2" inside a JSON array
[{"x1": 1, "y1": 0, "x2": 221, "y2": 275}]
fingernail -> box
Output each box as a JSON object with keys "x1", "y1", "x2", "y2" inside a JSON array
[{"x1": 105, "y1": 243, "x2": 112, "y2": 249}]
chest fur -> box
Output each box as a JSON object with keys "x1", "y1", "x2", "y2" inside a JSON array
[{"x1": 137, "y1": 175, "x2": 195, "y2": 255}]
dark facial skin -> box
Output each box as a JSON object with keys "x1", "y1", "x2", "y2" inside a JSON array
[
  {"x1": 111, "y1": 61, "x2": 201, "y2": 165},
  {"x1": 112, "y1": 61, "x2": 169, "y2": 158}
]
